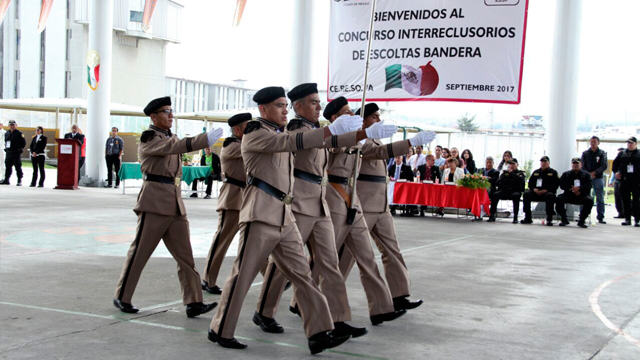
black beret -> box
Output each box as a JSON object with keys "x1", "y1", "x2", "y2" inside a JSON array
[
  {"x1": 355, "y1": 103, "x2": 380, "y2": 118},
  {"x1": 287, "y1": 83, "x2": 318, "y2": 102},
  {"x1": 144, "y1": 96, "x2": 171, "y2": 116},
  {"x1": 228, "y1": 113, "x2": 252, "y2": 127},
  {"x1": 253, "y1": 86, "x2": 286, "y2": 105},
  {"x1": 323, "y1": 97, "x2": 348, "y2": 120}
]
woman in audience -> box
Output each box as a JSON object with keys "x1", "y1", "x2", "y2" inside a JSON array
[
  {"x1": 497, "y1": 150, "x2": 513, "y2": 173},
  {"x1": 436, "y1": 158, "x2": 465, "y2": 216},
  {"x1": 450, "y1": 147, "x2": 465, "y2": 170},
  {"x1": 462, "y1": 149, "x2": 476, "y2": 174},
  {"x1": 440, "y1": 147, "x2": 451, "y2": 171}
]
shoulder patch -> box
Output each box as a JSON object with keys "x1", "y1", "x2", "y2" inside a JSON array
[
  {"x1": 223, "y1": 137, "x2": 239, "y2": 148},
  {"x1": 286, "y1": 119, "x2": 304, "y2": 131},
  {"x1": 533, "y1": 172, "x2": 539, "y2": 176},
  {"x1": 244, "y1": 121, "x2": 262, "y2": 134},
  {"x1": 140, "y1": 130, "x2": 155, "y2": 143}
]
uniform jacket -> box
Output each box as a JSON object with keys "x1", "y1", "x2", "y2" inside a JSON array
[
  {"x1": 133, "y1": 125, "x2": 209, "y2": 216},
  {"x1": 479, "y1": 167, "x2": 499, "y2": 193},
  {"x1": 527, "y1": 167, "x2": 560, "y2": 193},
  {"x1": 389, "y1": 163, "x2": 414, "y2": 181},
  {"x1": 581, "y1": 148, "x2": 607, "y2": 178},
  {"x1": 559, "y1": 169, "x2": 593, "y2": 196},
  {"x1": 359, "y1": 138, "x2": 412, "y2": 213},
  {"x1": 612, "y1": 148, "x2": 640, "y2": 182},
  {"x1": 415, "y1": 164, "x2": 440, "y2": 182},
  {"x1": 240, "y1": 117, "x2": 357, "y2": 227},
  {"x1": 217, "y1": 136, "x2": 245, "y2": 211},
  {"x1": 4, "y1": 129, "x2": 26, "y2": 153},
  {"x1": 496, "y1": 170, "x2": 526, "y2": 193},
  {"x1": 30, "y1": 134, "x2": 48, "y2": 155},
  {"x1": 327, "y1": 145, "x2": 364, "y2": 217},
  {"x1": 287, "y1": 117, "x2": 331, "y2": 218}
]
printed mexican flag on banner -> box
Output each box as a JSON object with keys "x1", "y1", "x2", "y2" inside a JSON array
[
  {"x1": 384, "y1": 62, "x2": 439, "y2": 96},
  {"x1": 142, "y1": 0, "x2": 158, "y2": 33},
  {"x1": 0, "y1": 0, "x2": 11, "y2": 27},
  {"x1": 37, "y1": 0, "x2": 54, "y2": 33}
]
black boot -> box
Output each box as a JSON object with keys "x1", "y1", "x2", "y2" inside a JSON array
[
  {"x1": 520, "y1": 216, "x2": 533, "y2": 224},
  {"x1": 308, "y1": 331, "x2": 350, "y2": 355},
  {"x1": 333, "y1": 321, "x2": 368, "y2": 338},
  {"x1": 208, "y1": 328, "x2": 247, "y2": 349},
  {"x1": 252, "y1": 311, "x2": 284, "y2": 333},
  {"x1": 289, "y1": 304, "x2": 301, "y2": 317},
  {"x1": 370, "y1": 309, "x2": 407, "y2": 325},
  {"x1": 201, "y1": 280, "x2": 222, "y2": 295},
  {"x1": 546, "y1": 217, "x2": 554, "y2": 226},
  {"x1": 559, "y1": 217, "x2": 570, "y2": 226},
  {"x1": 393, "y1": 296, "x2": 424, "y2": 311},
  {"x1": 622, "y1": 218, "x2": 632, "y2": 226},
  {"x1": 113, "y1": 298, "x2": 139, "y2": 313},
  {"x1": 577, "y1": 219, "x2": 588, "y2": 228},
  {"x1": 186, "y1": 302, "x2": 217, "y2": 318}
]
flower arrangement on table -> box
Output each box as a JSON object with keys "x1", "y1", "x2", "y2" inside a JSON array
[{"x1": 456, "y1": 173, "x2": 491, "y2": 190}]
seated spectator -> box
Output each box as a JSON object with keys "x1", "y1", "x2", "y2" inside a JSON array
[
  {"x1": 434, "y1": 145, "x2": 445, "y2": 168},
  {"x1": 497, "y1": 150, "x2": 513, "y2": 174},
  {"x1": 556, "y1": 157, "x2": 594, "y2": 228},
  {"x1": 388, "y1": 155, "x2": 414, "y2": 216},
  {"x1": 450, "y1": 147, "x2": 465, "y2": 170},
  {"x1": 416, "y1": 154, "x2": 441, "y2": 182},
  {"x1": 488, "y1": 158, "x2": 525, "y2": 223},
  {"x1": 521, "y1": 156, "x2": 560, "y2": 225},
  {"x1": 408, "y1": 145, "x2": 426, "y2": 171},
  {"x1": 478, "y1": 156, "x2": 499, "y2": 195},
  {"x1": 436, "y1": 158, "x2": 464, "y2": 216},
  {"x1": 462, "y1": 149, "x2": 476, "y2": 174},
  {"x1": 191, "y1": 146, "x2": 221, "y2": 199},
  {"x1": 440, "y1": 147, "x2": 451, "y2": 171}
]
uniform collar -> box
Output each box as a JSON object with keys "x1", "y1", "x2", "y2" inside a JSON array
[
  {"x1": 150, "y1": 125, "x2": 172, "y2": 137},
  {"x1": 257, "y1": 117, "x2": 281, "y2": 132},
  {"x1": 294, "y1": 115, "x2": 320, "y2": 129}
]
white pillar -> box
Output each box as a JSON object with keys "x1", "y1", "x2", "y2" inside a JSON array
[
  {"x1": 289, "y1": 1, "x2": 314, "y2": 87},
  {"x1": 546, "y1": 0, "x2": 583, "y2": 173},
  {"x1": 85, "y1": 0, "x2": 113, "y2": 185}
]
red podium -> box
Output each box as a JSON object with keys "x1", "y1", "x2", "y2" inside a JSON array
[{"x1": 55, "y1": 138, "x2": 81, "y2": 190}]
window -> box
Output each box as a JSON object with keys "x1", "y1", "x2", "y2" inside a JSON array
[
  {"x1": 66, "y1": 0, "x2": 70, "y2": 19},
  {"x1": 130, "y1": 11, "x2": 143, "y2": 22},
  {"x1": 15, "y1": 29, "x2": 20, "y2": 60},
  {"x1": 40, "y1": 30, "x2": 46, "y2": 62},
  {"x1": 14, "y1": 70, "x2": 19, "y2": 98},
  {"x1": 64, "y1": 71, "x2": 70, "y2": 98},
  {"x1": 40, "y1": 71, "x2": 45, "y2": 98},
  {"x1": 15, "y1": 0, "x2": 19, "y2": 19},
  {"x1": 66, "y1": 30, "x2": 71, "y2": 60}
]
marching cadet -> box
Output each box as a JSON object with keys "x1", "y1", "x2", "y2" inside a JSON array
[
  {"x1": 1, "y1": 120, "x2": 26, "y2": 186},
  {"x1": 201, "y1": 113, "x2": 251, "y2": 295},
  {"x1": 520, "y1": 156, "x2": 560, "y2": 225},
  {"x1": 113, "y1": 96, "x2": 220, "y2": 318},
  {"x1": 337, "y1": 102, "x2": 433, "y2": 312},
  {"x1": 208, "y1": 86, "x2": 368, "y2": 354},
  {"x1": 487, "y1": 159, "x2": 526, "y2": 223},
  {"x1": 292, "y1": 97, "x2": 407, "y2": 326},
  {"x1": 253, "y1": 84, "x2": 395, "y2": 338},
  {"x1": 556, "y1": 157, "x2": 594, "y2": 228},
  {"x1": 612, "y1": 136, "x2": 640, "y2": 227}
]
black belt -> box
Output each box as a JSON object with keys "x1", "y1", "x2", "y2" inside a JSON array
[
  {"x1": 328, "y1": 174, "x2": 349, "y2": 185},
  {"x1": 223, "y1": 176, "x2": 246, "y2": 188},
  {"x1": 357, "y1": 174, "x2": 387, "y2": 183},
  {"x1": 294, "y1": 169, "x2": 326, "y2": 186},
  {"x1": 247, "y1": 176, "x2": 294, "y2": 205},
  {"x1": 144, "y1": 173, "x2": 181, "y2": 186}
]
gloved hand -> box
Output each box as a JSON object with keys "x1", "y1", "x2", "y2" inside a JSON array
[
  {"x1": 328, "y1": 115, "x2": 363, "y2": 135},
  {"x1": 365, "y1": 121, "x2": 397, "y2": 139},
  {"x1": 207, "y1": 127, "x2": 224, "y2": 146},
  {"x1": 409, "y1": 131, "x2": 436, "y2": 146}
]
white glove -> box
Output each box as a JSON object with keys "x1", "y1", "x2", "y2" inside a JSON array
[
  {"x1": 207, "y1": 127, "x2": 224, "y2": 146},
  {"x1": 365, "y1": 121, "x2": 397, "y2": 139},
  {"x1": 409, "y1": 131, "x2": 436, "y2": 146},
  {"x1": 328, "y1": 115, "x2": 363, "y2": 135}
]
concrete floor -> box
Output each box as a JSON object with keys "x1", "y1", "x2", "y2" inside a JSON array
[{"x1": 1, "y1": 167, "x2": 639, "y2": 359}]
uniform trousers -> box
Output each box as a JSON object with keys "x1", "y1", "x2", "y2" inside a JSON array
[
  {"x1": 202, "y1": 209, "x2": 240, "y2": 286},
  {"x1": 105, "y1": 154, "x2": 121, "y2": 186},
  {"x1": 555, "y1": 193, "x2": 594, "y2": 221},
  {"x1": 0, "y1": 147, "x2": 5, "y2": 179},
  {"x1": 256, "y1": 212, "x2": 350, "y2": 322},
  {"x1": 114, "y1": 212, "x2": 203, "y2": 305},
  {"x1": 613, "y1": 181, "x2": 624, "y2": 217},
  {"x1": 338, "y1": 211, "x2": 411, "y2": 299},
  {"x1": 78, "y1": 156, "x2": 85, "y2": 181},
  {"x1": 4, "y1": 151, "x2": 23, "y2": 182},
  {"x1": 620, "y1": 181, "x2": 640, "y2": 221},
  {"x1": 490, "y1": 190, "x2": 522, "y2": 217},
  {"x1": 31, "y1": 155, "x2": 45, "y2": 186},
  {"x1": 210, "y1": 221, "x2": 334, "y2": 339},
  {"x1": 522, "y1": 190, "x2": 556, "y2": 219}
]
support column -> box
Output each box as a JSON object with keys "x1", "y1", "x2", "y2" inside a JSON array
[
  {"x1": 546, "y1": 0, "x2": 583, "y2": 173},
  {"x1": 289, "y1": 1, "x2": 314, "y2": 87},
  {"x1": 85, "y1": 0, "x2": 113, "y2": 185}
]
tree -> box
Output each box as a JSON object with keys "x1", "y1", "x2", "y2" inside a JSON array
[{"x1": 456, "y1": 113, "x2": 479, "y2": 132}]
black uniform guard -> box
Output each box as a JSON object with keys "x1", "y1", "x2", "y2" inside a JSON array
[
  {"x1": 521, "y1": 156, "x2": 560, "y2": 225},
  {"x1": 612, "y1": 137, "x2": 640, "y2": 226},
  {"x1": 556, "y1": 157, "x2": 593, "y2": 228},
  {"x1": 488, "y1": 158, "x2": 525, "y2": 223},
  {"x1": 2, "y1": 120, "x2": 26, "y2": 185}
]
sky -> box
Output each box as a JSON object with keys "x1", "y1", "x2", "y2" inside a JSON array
[{"x1": 166, "y1": 0, "x2": 640, "y2": 130}]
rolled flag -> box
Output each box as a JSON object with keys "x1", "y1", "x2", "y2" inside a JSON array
[
  {"x1": 142, "y1": 0, "x2": 158, "y2": 33},
  {"x1": 233, "y1": 0, "x2": 247, "y2": 27},
  {"x1": 37, "y1": 0, "x2": 54, "y2": 33},
  {"x1": 0, "y1": 0, "x2": 11, "y2": 27},
  {"x1": 384, "y1": 61, "x2": 439, "y2": 96}
]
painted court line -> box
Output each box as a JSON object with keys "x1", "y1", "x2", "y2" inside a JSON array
[
  {"x1": 0, "y1": 302, "x2": 389, "y2": 360},
  {"x1": 588, "y1": 272, "x2": 640, "y2": 349}
]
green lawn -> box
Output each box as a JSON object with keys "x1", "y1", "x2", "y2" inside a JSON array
[{"x1": 21, "y1": 160, "x2": 57, "y2": 170}]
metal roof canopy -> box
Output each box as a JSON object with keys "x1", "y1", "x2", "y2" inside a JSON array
[{"x1": 0, "y1": 98, "x2": 145, "y2": 117}]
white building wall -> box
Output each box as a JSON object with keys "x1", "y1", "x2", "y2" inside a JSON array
[
  {"x1": 44, "y1": 0, "x2": 67, "y2": 98},
  {"x1": 1, "y1": 4, "x2": 16, "y2": 98},
  {"x1": 17, "y1": 2, "x2": 40, "y2": 98}
]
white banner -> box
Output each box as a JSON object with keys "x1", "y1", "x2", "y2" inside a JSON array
[{"x1": 328, "y1": 0, "x2": 529, "y2": 104}]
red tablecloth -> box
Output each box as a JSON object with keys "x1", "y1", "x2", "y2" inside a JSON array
[{"x1": 393, "y1": 182, "x2": 491, "y2": 217}]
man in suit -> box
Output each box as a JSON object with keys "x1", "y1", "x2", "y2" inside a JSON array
[
  {"x1": 416, "y1": 154, "x2": 441, "y2": 182},
  {"x1": 113, "y1": 96, "x2": 220, "y2": 318},
  {"x1": 478, "y1": 156, "x2": 500, "y2": 195},
  {"x1": 389, "y1": 155, "x2": 414, "y2": 216},
  {"x1": 64, "y1": 124, "x2": 85, "y2": 182},
  {"x1": 487, "y1": 158, "x2": 526, "y2": 223},
  {"x1": 29, "y1": 126, "x2": 47, "y2": 187},
  {"x1": 190, "y1": 146, "x2": 221, "y2": 199},
  {"x1": 556, "y1": 157, "x2": 594, "y2": 228}
]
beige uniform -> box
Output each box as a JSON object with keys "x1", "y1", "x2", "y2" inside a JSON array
[
  {"x1": 210, "y1": 118, "x2": 357, "y2": 339},
  {"x1": 202, "y1": 136, "x2": 246, "y2": 287},
  {"x1": 339, "y1": 138, "x2": 413, "y2": 299},
  {"x1": 256, "y1": 117, "x2": 351, "y2": 323},
  {"x1": 115, "y1": 125, "x2": 209, "y2": 305}
]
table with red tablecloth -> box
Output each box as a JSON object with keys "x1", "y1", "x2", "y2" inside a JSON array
[{"x1": 393, "y1": 182, "x2": 491, "y2": 217}]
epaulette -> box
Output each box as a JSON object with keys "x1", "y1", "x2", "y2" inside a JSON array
[
  {"x1": 223, "y1": 137, "x2": 240, "y2": 148},
  {"x1": 286, "y1": 119, "x2": 305, "y2": 131},
  {"x1": 140, "y1": 130, "x2": 155, "y2": 143},
  {"x1": 244, "y1": 121, "x2": 262, "y2": 134}
]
